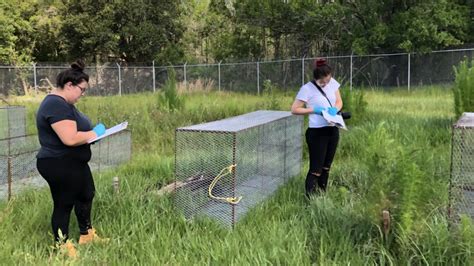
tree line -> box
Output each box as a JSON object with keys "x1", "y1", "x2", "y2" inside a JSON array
[{"x1": 0, "y1": 0, "x2": 473, "y2": 66}]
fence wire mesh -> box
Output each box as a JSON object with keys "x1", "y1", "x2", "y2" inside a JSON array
[
  {"x1": 1, "y1": 49, "x2": 473, "y2": 96},
  {"x1": 260, "y1": 60, "x2": 302, "y2": 91},
  {"x1": 220, "y1": 62, "x2": 258, "y2": 93},
  {"x1": 174, "y1": 111, "x2": 303, "y2": 227},
  {"x1": 449, "y1": 112, "x2": 474, "y2": 222}
]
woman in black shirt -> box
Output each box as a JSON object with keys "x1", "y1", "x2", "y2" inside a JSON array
[{"x1": 36, "y1": 60, "x2": 106, "y2": 257}]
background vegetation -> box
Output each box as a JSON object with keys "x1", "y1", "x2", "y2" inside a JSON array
[{"x1": 0, "y1": 0, "x2": 473, "y2": 66}]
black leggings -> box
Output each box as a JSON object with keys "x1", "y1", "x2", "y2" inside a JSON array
[
  {"x1": 37, "y1": 157, "x2": 95, "y2": 242},
  {"x1": 305, "y1": 127, "x2": 339, "y2": 196}
]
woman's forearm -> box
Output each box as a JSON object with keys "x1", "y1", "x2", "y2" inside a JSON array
[{"x1": 291, "y1": 107, "x2": 314, "y2": 115}]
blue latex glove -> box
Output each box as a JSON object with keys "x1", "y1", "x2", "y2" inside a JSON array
[
  {"x1": 312, "y1": 106, "x2": 326, "y2": 115},
  {"x1": 92, "y1": 123, "x2": 106, "y2": 137},
  {"x1": 327, "y1": 107, "x2": 338, "y2": 116}
]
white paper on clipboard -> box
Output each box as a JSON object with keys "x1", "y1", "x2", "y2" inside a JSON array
[
  {"x1": 322, "y1": 111, "x2": 347, "y2": 130},
  {"x1": 88, "y1": 121, "x2": 128, "y2": 143}
]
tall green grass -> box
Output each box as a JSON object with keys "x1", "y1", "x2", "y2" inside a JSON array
[
  {"x1": 0, "y1": 86, "x2": 472, "y2": 264},
  {"x1": 453, "y1": 59, "x2": 474, "y2": 117}
]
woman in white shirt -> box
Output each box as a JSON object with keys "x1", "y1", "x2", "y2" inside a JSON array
[{"x1": 291, "y1": 58, "x2": 343, "y2": 198}]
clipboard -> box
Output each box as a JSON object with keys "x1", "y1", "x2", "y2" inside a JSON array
[
  {"x1": 88, "y1": 121, "x2": 128, "y2": 143},
  {"x1": 322, "y1": 111, "x2": 347, "y2": 130}
]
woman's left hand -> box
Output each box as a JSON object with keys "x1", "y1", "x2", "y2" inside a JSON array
[{"x1": 328, "y1": 107, "x2": 338, "y2": 116}]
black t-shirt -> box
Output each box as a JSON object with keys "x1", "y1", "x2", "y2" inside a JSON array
[{"x1": 36, "y1": 94, "x2": 93, "y2": 161}]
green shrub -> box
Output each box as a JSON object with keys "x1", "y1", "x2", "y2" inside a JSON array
[
  {"x1": 158, "y1": 69, "x2": 184, "y2": 111},
  {"x1": 340, "y1": 87, "x2": 367, "y2": 124},
  {"x1": 262, "y1": 79, "x2": 280, "y2": 110},
  {"x1": 453, "y1": 59, "x2": 474, "y2": 117}
]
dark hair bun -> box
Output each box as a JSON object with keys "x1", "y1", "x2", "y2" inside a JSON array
[
  {"x1": 71, "y1": 60, "x2": 86, "y2": 72},
  {"x1": 314, "y1": 58, "x2": 327, "y2": 67}
]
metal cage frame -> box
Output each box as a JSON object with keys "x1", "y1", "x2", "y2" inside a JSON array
[
  {"x1": 174, "y1": 110, "x2": 303, "y2": 227},
  {"x1": 449, "y1": 112, "x2": 474, "y2": 222}
]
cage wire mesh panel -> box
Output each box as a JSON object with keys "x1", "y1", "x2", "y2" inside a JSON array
[
  {"x1": 450, "y1": 113, "x2": 474, "y2": 222},
  {"x1": 175, "y1": 110, "x2": 303, "y2": 227},
  {"x1": 0, "y1": 130, "x2": 131, "y2": 201},
  {"x1": 0, "y1": 106, "x2": 26, "y2": 139},
  {"x1": 90, "y1": 130, "x2": 132, "y2": 172},
  {"x1": 0, "y1": 135, "x2": 42, "y2": 200}
]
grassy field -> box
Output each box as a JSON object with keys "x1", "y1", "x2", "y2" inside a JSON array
[{"x1": 0, "y1": 87, "x2": 472, "y2": 265}]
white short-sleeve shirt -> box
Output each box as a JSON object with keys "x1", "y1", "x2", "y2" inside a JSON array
[{"x1": 295, "y1": 78, "x2": 340, "y2": 128}]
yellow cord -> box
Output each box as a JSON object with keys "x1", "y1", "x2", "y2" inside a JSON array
[{"x1": 208, "y1": 164, "x2": 242, "y2": 205}]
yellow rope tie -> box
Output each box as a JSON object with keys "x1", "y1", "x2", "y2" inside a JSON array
[{"x1": 208, "y1": 164, "x2": 242, "y2": 205}]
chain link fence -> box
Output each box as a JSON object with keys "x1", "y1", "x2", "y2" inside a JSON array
[
  {"x1": 174, "y1": 111, "x2": 303, "y2": 227},
  {"x1": 1, "y1": 48, "x2": 473, "y2": 96},
  {"x1": 449, "y1": 112, "x2": 474, "y2": 223}
]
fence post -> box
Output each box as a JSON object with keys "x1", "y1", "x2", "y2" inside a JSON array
[
  {"x1": 257, "y1": 61, "x2": 260, "y2": 95},
  {"x1": 152, "y1": 60, "x2": 156, "y2": 93},
  {"x1": 407, "y1": 53, "x2": 411, "y2": 91},
  {"x1": 301, "y1": 56, "x2": 305, "y2": 86},
  {"x1": 116, "y1": 63, "x2": 122, "y2": 96},
  {"x1": 32, "y1": 63, "x2": 38, "y2": 95},
  {"x1": 350, "y1": 53, "x2": 353, "y2": 91},
  {"x1": 184, "y1": 62, "x2": 187, "y2": 88},
  {"x1": 218, "y1": 61, "x2": 222, "y2": 92}
]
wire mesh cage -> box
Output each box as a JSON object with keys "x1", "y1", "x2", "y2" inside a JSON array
[
  {"x1": 449, "y1": 112, "x2": 474, "y2": 222},
  {"x1": 0, "y1": 106, "x2": 26, "y2": 139},
  {"x1": 0, "y1": 135, "x2": 41, "y2": 200},
  {"x1": 0, "y1": 130, "x2": 132, "y2": 201},
  {"x1": 174, "y1": 110, "x2": 303, "y2": 227},
  {"x1": 90, "y1": 130, "x2": 132, "y2": 172}
]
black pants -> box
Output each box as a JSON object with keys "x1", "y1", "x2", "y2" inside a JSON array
[
  {"x1": 37, "y1": 157, "x2": 95, "y2": 242},
  {"x1": 305, "y1": 127, "x2": 339, "y2": 196}
]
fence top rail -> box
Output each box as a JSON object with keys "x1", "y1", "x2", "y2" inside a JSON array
[
  {"x1": 0, "y1": 47, "x2": 472, "y2": 70},
  {"x1": 164, "y1": 47, "x2": 474, "y2": 67},
  {"x1": 0, "y1": 134, "x2": 37, "y2": 142},
  {"x1": 186, "y1": 63, "x2": 220, "y2": 67},
  {"x1": 0, "y1": 105, "x2": 24, "y2": 109},
  {"x1": 430, "y1": 48, "x2": 474, "y2": 54}
]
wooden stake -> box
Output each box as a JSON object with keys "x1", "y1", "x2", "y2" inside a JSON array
[
  {"x1": 112, "y1": 176, "x2": 119, "y2": 194},
  {"x1": 155, "y1": 181, "x2": 185, "y2": 196},
  {"x1": 382, "y1": 210, "x2": 391, "y2": 237}
]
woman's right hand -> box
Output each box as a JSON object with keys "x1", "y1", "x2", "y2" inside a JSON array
[
  {"x1": 92, "y1": 123, "x2": 106, "y2": 137},
  {"x1": 312, "y1": 106, "x2": 326, "y2": 115}
]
